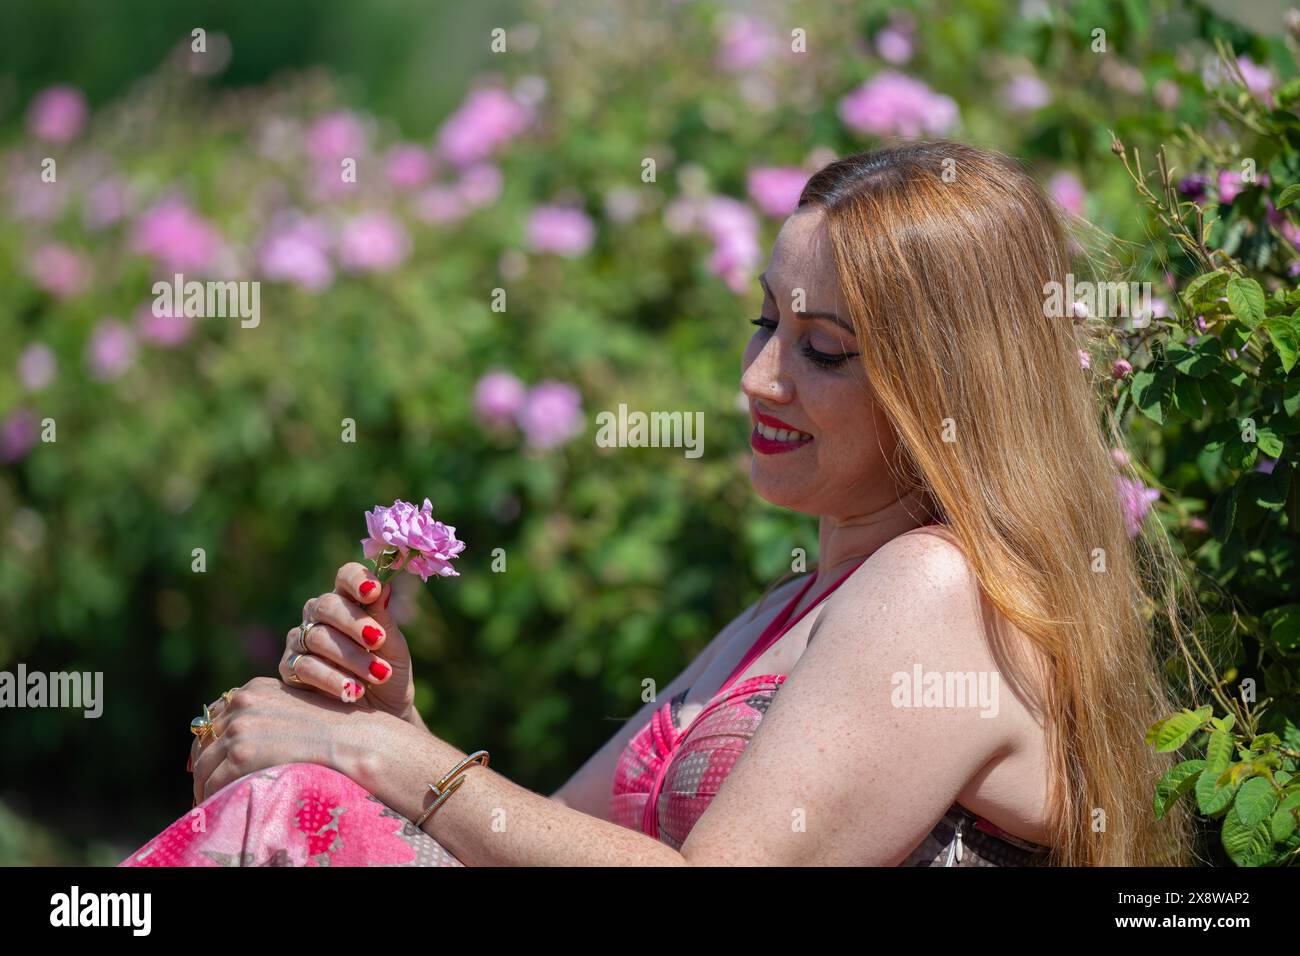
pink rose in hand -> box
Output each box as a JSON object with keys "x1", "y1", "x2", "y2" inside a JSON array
[{"x1": 361, "y1": 498, "x2": 466, "y2": 583}]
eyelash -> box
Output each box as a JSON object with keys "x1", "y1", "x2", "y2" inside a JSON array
[{"x1": 750, "y1": 317, "x2": 855, "y2": 369}]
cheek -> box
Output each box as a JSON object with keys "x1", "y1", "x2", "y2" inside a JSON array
[{"x1": 815, "y1": 385, "x2": 889, "y2": 464}]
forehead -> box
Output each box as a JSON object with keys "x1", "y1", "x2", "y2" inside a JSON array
[{"x1": 764, "y1": 207, "x2": 838, "y2": 295}]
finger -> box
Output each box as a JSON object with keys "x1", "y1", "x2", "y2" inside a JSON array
[
  {"x1": 192, "y1": 734, "x2": 225, "y2": 804},
  {"x1": 189, "y1": 695, "x2": 232, "y2": 771},
  {"x1": 336, "y1": 562, "x2": 382, "y2": 606},
  {"x1": 296, "y1": 623, "x2": 381, "y2": 687},
  {"x1": 191, "y1": 692, "x2": 249, "y2": 802},
  {"x1": 279, "y1": 644, "x2": 367, "y2": 704},
  {"x1": 309, "y1": 592, "x2": 389, "y2": 655}
]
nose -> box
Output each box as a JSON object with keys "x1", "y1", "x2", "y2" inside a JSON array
[{"x1": 741, "y1": 333, "x2": 794, "y2": 405}]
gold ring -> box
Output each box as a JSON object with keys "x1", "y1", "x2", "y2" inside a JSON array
[
  {"x1": 297, "y1": 621, "x2": 323, "y2": 655},
  {"x1": 190, "y1": 703, "x2": 213, "y2": 738},
  {"x1": 286, "y1": 653, "x2": 307, "y2": 685}
]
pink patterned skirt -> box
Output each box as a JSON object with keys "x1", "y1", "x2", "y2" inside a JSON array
[{"x1": 120, "y1": 763, "x2": 464, "y2": 867}]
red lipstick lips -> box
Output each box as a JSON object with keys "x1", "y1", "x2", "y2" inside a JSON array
[{"x1": 750, "y1": 407, "x2": 813, "y2": 455}]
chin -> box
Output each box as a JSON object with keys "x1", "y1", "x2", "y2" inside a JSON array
[{"x1": 748, "y1": 460, "x2": 818, "y2": 514}]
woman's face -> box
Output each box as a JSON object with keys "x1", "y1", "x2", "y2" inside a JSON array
[{"x1": 741, "y1": 206, "x2": 902, "y2": 518}]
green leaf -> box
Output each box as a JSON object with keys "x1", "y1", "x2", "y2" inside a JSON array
[
  {"x1": 1264, "y1": 316, "x2": 1300, "y2": 373},
  {"x1": 1270, "y1": 806, "x2": 1296, "y2": 842},
  {"x1": 1284, "y1": 378, "x2": 1300, "y2": 417},
  {"x1": 1257, "y1": 427, "x2": 1285, "y2": 459},
  {"x1": 1195, "y1": 727, "x2": 1240, "y2": 816},
  {"x1": 1279, "y1": 76, "x2": 1300, "y2": 109},
  {"x1": 1265, "y1": 605, "x2": 1300, "y2": 658},
  {"x1": 1182, "y1": 270, "x2": 1230, "y2": 307},
  {"x1": 1131, "y1": 368, "x2": 1168, "y2": 424},
  {"x1": 1168, "y1": 336, "x2": 1223, "y2": 378},
  {"x1": 1227, "y1": 276, "x2": 1267, "y2": 329},
  {"x1": 1223, "y1": 432, "x2": 1260, "y2": 470},
  {"x1": 1171, "y1": 376, "x2": 1205, "y2": 419},
  {"x1": 1277, "y1": 183, "x2": 1300, "y2": 210},
  {"x1": 1223, "y1": 320, "x2": 1254, "y2": 351},
  {"x1": 1212, "y1": 712, "x2": 1237, "y2": 735},
  {"x1": 1148, "y1": 706, "x2": 1213, "y2": 752},
  {"x1": 1221, "y1": 812, "x2": 1274, "y2": 866},
  {"x1": 1235, "y1": 776, "x2": 1279, "y2": 827},
  {"x1": 1199, "y1": 373, "x2": 1237, "y2": 413},
  {"x1": 1155, "y1": 760, "x2": 1205, "y2": 820}
]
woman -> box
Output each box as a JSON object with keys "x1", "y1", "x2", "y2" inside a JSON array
[{"x1": 122, "y1": 141, "x2": 1193, "y2": 867}]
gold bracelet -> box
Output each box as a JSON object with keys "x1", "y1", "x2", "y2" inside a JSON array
[{"x1": 415, "y1": 750, "x2": 489, "y2": 828}]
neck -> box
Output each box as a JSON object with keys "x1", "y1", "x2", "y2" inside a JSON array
[{"x1": 814, "y1": 489, "x2": 932, "y2": 587}]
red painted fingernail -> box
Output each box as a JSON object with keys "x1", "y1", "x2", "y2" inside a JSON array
[
  {"x1": 344, "y1": 681, "x2": 364, "y2": 700},
  {"x1": 360, "y1": 581, "x2": 378, "y2": 598},
  {"x1": 362, "y1": 625, "x2": 383, "y2": 646},
  {"x1": 369, "y1": 659, "x2": 390, "y2": 681}
]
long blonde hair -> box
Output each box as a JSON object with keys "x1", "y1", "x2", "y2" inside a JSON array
[{"x1": 796, "y1": 141, "x2": 1199, "y2": 866}]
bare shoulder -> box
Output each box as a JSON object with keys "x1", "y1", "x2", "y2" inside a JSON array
[{"x1": 823, "y1": 526, "x2": 1053, "y2": 733}]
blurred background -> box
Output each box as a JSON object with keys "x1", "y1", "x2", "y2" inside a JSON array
[{"x1": 0, "y1": 0, "x2": 1294, "y2": 863}]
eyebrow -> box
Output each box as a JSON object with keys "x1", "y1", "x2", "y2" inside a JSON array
[{"x1": 758, "y1": 273, "x2": 855, "y2": 333}]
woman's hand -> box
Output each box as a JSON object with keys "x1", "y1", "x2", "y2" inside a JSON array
[
  {"x1": 189, "y1": 677, "x2": 389, "y2": 804},
  {"x1": 278, "y1": 562, "x2": 418, "y2": 724}
]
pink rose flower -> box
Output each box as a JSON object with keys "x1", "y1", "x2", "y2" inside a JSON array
[
  {"x1": 474, "y1": 370, "x2": 527, "y2": 428},
  {"x1": 361, "y1": 499, "x2": 466, "y2": 582},
  {"x1": 875, "y1": 27, "x2": 913, "y2": 65},
  {"x1": 527, "y1": 205, "x2": 595, "y2": 257},
  {"x1": 307, "y1": 111, "x2": 368, "y2": 163},
  {"x1": 130, "y1": 198, "x2": 221, "y2": 273},
  {"x1": 1111, "y1": 359, "x2": 1133, "y2": 378},
  {"x1": 437, "y1": 88, "x2": 533, "y2": 166},
  {"x1": 457, "y1": 163, "x2": 503, "y2": 208},
  {"x1": 746, "y1": 166, "x2": 810, "y2": 218},
  {"x1": 517, "y1": 380, "x2": 584, "y2": 450},
  {"x1": 1, "y1": 408, "x2": 39, "y2": 464},
  {"x1": 1003, "y1": 74, "x2": 1051, "y2": 112},
  {"x1": 134, "y1": 302, "x2": 194, "y2": 348},
  {"x1": 1048, "y1": 171, "x2": 1085, "y2": 217},
  {"x1": 701, "y1": 197, "x2": 761, "y2": 293},
  {"x1": 338, "y1": 212, "x2": 411, "y2": 273},
  {"x1": 27, "y1": 243, "x2": 88, "y2": 299},
  {"x1": 18, "y1": 343, "x2": 56, "y2": 392},
  {"x1": 27, "y1": 85, "x2": 88, "y2": 143},
  {"x1": 86, "y1": 319, "x2": 137, "y2": 381},
  {"x1": 385, "y1": 144, "x2": 435, "y2": 189},
  {"x1": 85, "y1": 177, "x2": 129, "y2": 230},
  {"x1": 715, "y1": 14, "x2": 778, "y2": 72},
  {"x1": 258, "y1": 213, "x2": 334, "y2": 291},
  {"x1": 838, "y1": 72, "x2": 959, "y2": 138},
  {"x1": 1115, "y1": 476, "x2": 1160, "y2": 537}
]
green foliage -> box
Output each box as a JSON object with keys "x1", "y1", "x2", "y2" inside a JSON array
[{"x1": 1130, "y1": 37, "x2": 1300, "y2": 865}]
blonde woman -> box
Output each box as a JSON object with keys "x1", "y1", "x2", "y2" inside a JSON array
[{"x1": 123, "y1": 141, "x2": 1191, "y2": 867}]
